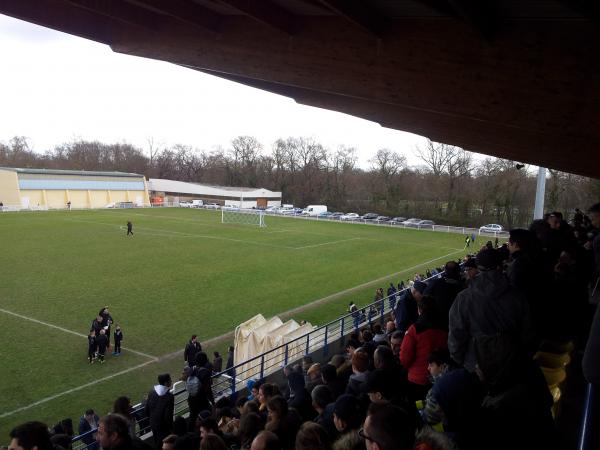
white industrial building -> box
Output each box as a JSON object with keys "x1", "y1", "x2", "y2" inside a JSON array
[{"x1": 148, "y1": 178, "x2": 281, "y2": 209}]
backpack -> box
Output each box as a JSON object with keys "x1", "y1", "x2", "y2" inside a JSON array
[{"x1": 186, "y1": 368, "x2": 201, "y2": 396}]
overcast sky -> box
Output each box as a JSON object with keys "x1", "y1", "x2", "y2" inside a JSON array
[{"x1": 0, "y1": 14, "x2": 443, "y2": 169}]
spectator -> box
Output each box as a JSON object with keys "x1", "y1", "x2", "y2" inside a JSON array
[
  {"x1": 78, "y1": 409, "x2": 100, "y2": 450},
  {"x1": 287, "y1": 372, "x2": 313, "y2": 422},
  {"x1": 237, "y1": 412, "x2": 263, "y2": 450},
  {"x1": 390, "y1": 331, "x2": 403, "y2": 357},
  {"x1": 345, "y1": 351, "x2": 370, "y2": 399},
  {"x1": 306, "y1": 363, "x2": 323, "y2": 393},
  {"x1": 258, "y1": 383, "x2": 281, "y2": 419},
  {"x1": 424, "y1": 261, "x2": 465, "y2": 330},
  {"x1": 462, "y1": 258, "x2": 478, "y2": 284},
  {"x1": 311, "y1": 385, "x2": 336, "y2": 438},
  {"x1": 145, "y1": 374, "x2": 175, "y2": 448},
  {"x1": 50, "y1": 435, "x2": 71, "y2": 450},
  {"x1": 295, "y1": 422, "x2": 331, "y2": 450},
  {"x1": 265, "y1": 396, "x2": 300, "y2": 450},
  {"x1": 413, "y1": 428, "x2": 456, "y2": 450},
  {"x1": 161, "y1": 435, "x2": 177, "y2": 450},
  {"x1": 321, "y1": 364, "x2": 345, "y2": 400},
  {"x1": 332, "y1": 431, "x2": 364, "y2": 450},
  {"x1": 96, "y1": 329, "x2": 108, "y2": 364},
  {"x1": 400, "y1": 296, "x2": 448, "y2": 401},
  {"x1": 332, "y1": 395, "x2": 363, "y2": 436},
  {"x1": 421, "y1": 349, "x2": 454, "y2": 425},
  {"x1": 386, "y1": 283, "x2": 397, "y2": 310},
  {"x1": 360, "y1": 403, "x2": 415, "y2": 450},
  {"x1": 199, "y1": 435, "x2": 228, "y2": 450},
  {"x1": 96, "y1": 414, "x2": 152, "y2": 450},
  {"x1": 371, "y1": 324, "x2": 386, "y2": 343},
  {"x1": 448, "y1": 248, "x2": 535, "y2": 372},
  {"x1": 225, "y1": 346, "x2": 235, "y2": 376},
  {"x1": 584, "y1": 203, "x2": 600, "y2": 383},
  {"x1": 212, "y1": 352, "x2": 223, "y2": 374},
  {"x1": 250, "y1": 431, "x2": 280, "y2": 450},
  {"x1": 98, "y1": 307, "x2": 114, "y2": 348},
  {"x1": 184, "y1": 336, "x2": 202, "y2": 367},
  {"x1": 301, "y1": 356, "x2": 314, "y2": 385},
  {"x1": 10, "y1": 422, "x2": 53, "y2": 450},
  {"x1": 113, "y1": 396, "x2": 136, "y2": 437},
  {"x1": 394, "y1": 281, "x2": 425, "y2": 334},
  {"x1": 199, "y1": 418, "x2": 220, "y2": 440}
]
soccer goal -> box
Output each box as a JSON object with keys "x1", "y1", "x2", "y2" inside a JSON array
[{"x1": 221, "y1": 209, "x2": 266, "y2": 227}]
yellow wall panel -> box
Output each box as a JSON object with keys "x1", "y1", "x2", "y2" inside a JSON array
[
  {"x1": 0, "y1": 169, "x2": 21, "y2": 206},
  {"x1": 89, "y1": 191, "x2": 109, "y2": 208},
  {"x1": 110, "y1": 191, "x2": 128, "y2": 203},
  {"x1": 69, "y1": 191, "x2": 89, "y2": 208},
  {"x1": 46, "y1": 190, "x2": 67, "y2": 209},
  {"x1": 20, "y1": 190, "x2": 44, "y2": 207}
]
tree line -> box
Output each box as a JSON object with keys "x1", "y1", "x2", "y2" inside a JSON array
[{"x1": 1, "y1": 135, "x2": 598, "y2": 228}]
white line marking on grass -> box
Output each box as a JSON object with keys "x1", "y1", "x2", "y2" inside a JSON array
[
  {"x1": 0, "y1": 308, "x2": 158, "y2": 361},
  {"x1": 0, "y1": 360, "x2": 156, "y2": 419},
  {"x1": 278, "y1": 248, "x2": 466, "y2": 318},
  {"x1": 294, "y1": 237, "x2": 362, "y2": 249}
]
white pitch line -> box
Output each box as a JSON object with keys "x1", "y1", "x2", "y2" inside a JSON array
[
  {"x1": 294, "y1": 237, "x2": 362, "y2": 249},
  {"x1": 0, "y1": 360, "x2": 156, "y2": 419},
  {"x1": 0, "y1": 308, "x2": 158, "y2": 361},
  {"x1": 0, "y1": 249, "x2": 465, "y2": 418}
]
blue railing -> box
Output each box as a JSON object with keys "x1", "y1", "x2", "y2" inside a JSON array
[
  {"x1": 578, "y1": 383, "x2": 599, "y2": 450},
  {"x1": 71, "y1": 270, "x2": 447, "y2": 446}
]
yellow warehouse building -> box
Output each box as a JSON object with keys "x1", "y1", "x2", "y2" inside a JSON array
[{"x1": 0, "y1": 167, "x2": 150, "y2": 210}]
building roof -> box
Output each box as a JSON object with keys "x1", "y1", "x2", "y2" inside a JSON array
[
  {"x1": 0, "y1": 167, "x2": 144, "y2": 178},
  {"x1": 148, "y1": 178, "x2": 281, "y2": 198},
  {"x1": 2, "y1": 1, "x2": 599, "y2": 177}
]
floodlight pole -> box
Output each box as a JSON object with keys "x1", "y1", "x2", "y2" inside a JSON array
[{"x1": 533, "y1": 166, "x2": 546, "y2": 220}]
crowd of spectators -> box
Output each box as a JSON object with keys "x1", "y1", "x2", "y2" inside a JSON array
[{"x1": 8, "y1": 204, "x2": 600, "y2": 450}]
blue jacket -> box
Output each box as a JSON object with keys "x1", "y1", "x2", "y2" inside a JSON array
[{"x1": 394, "y1": 290, "x2": 418, "y2": 334}]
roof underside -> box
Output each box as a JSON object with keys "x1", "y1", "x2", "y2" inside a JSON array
[
  {"x1": 0, "y1": 167, "x2": 143, "y2": 178},
  {"x1": 2, "y1": 0, "x2": 599, "y2": 178}
]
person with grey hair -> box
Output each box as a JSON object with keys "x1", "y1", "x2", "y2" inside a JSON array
[{"x1": 250, "y1": 431, "x2": 281, "y2": 450}]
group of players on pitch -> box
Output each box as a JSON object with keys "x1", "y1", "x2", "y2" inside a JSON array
[{"x1": 87, "y1": 307, "x2": 124, "y2": 364}]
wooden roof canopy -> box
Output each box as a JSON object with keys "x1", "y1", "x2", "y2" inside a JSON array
[{"x1": 2, "y1": 0, "x2": 599, "y2": 178}]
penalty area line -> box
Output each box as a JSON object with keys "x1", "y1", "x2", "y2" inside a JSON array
[{"x1": 0, "y1": 308, "x2": 158, "y2": 361}]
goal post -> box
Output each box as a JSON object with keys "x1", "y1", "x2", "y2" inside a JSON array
[{"x1": 221, "y1": 208, "x2": 266, "y2": 227}]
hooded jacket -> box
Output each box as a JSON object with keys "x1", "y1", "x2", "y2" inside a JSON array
[
  {"x1": 448, "y1": 270, "x2": 534, "y2": 372},
  {"x1": 145, "y1": 384, "x2": 174, "y2": 441}
]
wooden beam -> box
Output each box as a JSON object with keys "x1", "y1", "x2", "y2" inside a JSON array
[
  {"x1": 409, "y1": 0, "x2": 458, "y2": 16},
  {"x1": 125, "y1": 0, "x2": 223, "y2": 34},
  {"x1": 316, "y1": 0, "x2": 386, "y2": 37},
  {"x1": 216, "y1": 0, "x2": 297, "y2": 35},
  {"x1": 65, "y1": 0, "x2": 162, "y2": 31}
]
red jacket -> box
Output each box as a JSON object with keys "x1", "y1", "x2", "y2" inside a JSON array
[{"x1": 400, "y1": 325, "x2": 448, "y2": 385}]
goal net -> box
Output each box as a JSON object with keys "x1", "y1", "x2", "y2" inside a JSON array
[{"x1": 221, "y1": 209, "x2": 266, "y2": 227}]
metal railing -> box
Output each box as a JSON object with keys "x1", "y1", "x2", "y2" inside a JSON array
[
  {"x1": 70, "y1": 270, "x2": 447, "y2": 446},
  {"x1": 578, "y1": 383, "x2": 599, "y2": 450}
]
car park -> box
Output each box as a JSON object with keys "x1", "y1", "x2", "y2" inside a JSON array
[
  {"x1": 415, "y1": 219, "x2": 435, "y2": 228},
  {"x1": 341, "y1": 212, "x2": 359, "y2": 221},
  {"x1": 389, "y1": 216, "x2": 407, "y2": 224},
  {"x1": 318, "y1": 211, "x2": 334, "y2": 218},
  {"x1": 479, "y1": 223, "x2": 503, "y2": 233},
  {"x1": 205, "y1": 203, "x2": 220, "y2": 209},
  {"x1": 330, "y1": 212, "x2": 344, "y2": 219},
  {"x1": 179, "y1": 201, "x2": 192, "y2": 208},
  {"x1": 361, "y1": 213, "x2": 379, "y2": 221},
  {"x1": 375, "y1": 216, "x2": 391, "y2": 223},
  {"x1": 402, "y1": 218, "x2": 422, "y2": 226}
]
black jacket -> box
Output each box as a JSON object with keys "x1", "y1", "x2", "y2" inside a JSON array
[
  {"x1": 184, "y1": 341, "x2": 201, "y2": 364},
  {"x1": 96, "y1": 334, "x2": 108, "y2": 352},
  {"x1": 424, "y1": 276, "x2": 465, "y2": 330},
  {"x1": 145, "y1": 385, "x2": 174, "y2": 441}
]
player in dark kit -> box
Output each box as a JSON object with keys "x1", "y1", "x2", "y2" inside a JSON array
[
  {"x1": 88, "y1": 329, "x2": 97, "y2": 364},
  {"x1": 96, "y1": 329, "x2": 108, "y2": 364},
  {"x1": 113, "y1": 325, "x2": 123, "y2": 356},
  {"x1": 127, "y1": 221, "x2": 133, "y2": 236}
]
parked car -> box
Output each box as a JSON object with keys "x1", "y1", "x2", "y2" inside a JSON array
[
  {"x1": 341, "y1": 212, "x2": 359, "y2": 221},
  {"x1": 389, "y1": 216, "x2": 407, "y2": 224},
  {"x1": 265, "y1": 206, "x2": 279, "y2": 213},
  {"x1": 415, "y1": 219, "x2": 435, "y2": 228},
  {"x1": 302, "y1": 205, "x2": 328, "y2": 216},
  {"x1": 205, "y1": 203, "x2": 220, "y2": 209},
  {"x1": 402, "y1": 218, "x2": 422, "y2": 226},
  {"x1": 361, "y1": 213, "x2": 379, "y2": 221},
  {"x1": 479, "y1": 224, "x2": 503, "y2": 233},
  {"x1": 191, "y1": 200, "x2": 204, "y2": 208},
  {"x1": 375, "y1": 216, "x2": 391, "y2": 223},
  {"x1": 318, "y1": 211, "x2": 334, "y2": 218},
  {"x1": 179, "y1": 201, "x2": 192, "y2": 208},
  {"x1": 330, "y1": 212, "x2": 344, "y2": 219}
]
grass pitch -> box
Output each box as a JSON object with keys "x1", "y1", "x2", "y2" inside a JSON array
[{"x1": 0, "y1": 208, "x2": 467, "y2": 437}]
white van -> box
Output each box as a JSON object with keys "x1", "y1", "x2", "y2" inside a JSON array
[
  {"x1": 191, "y1": 199, "x2": 204, "y2": 208},
  {"x1": 302, "y1": 205, "x2": 327, "y2": 216}
]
